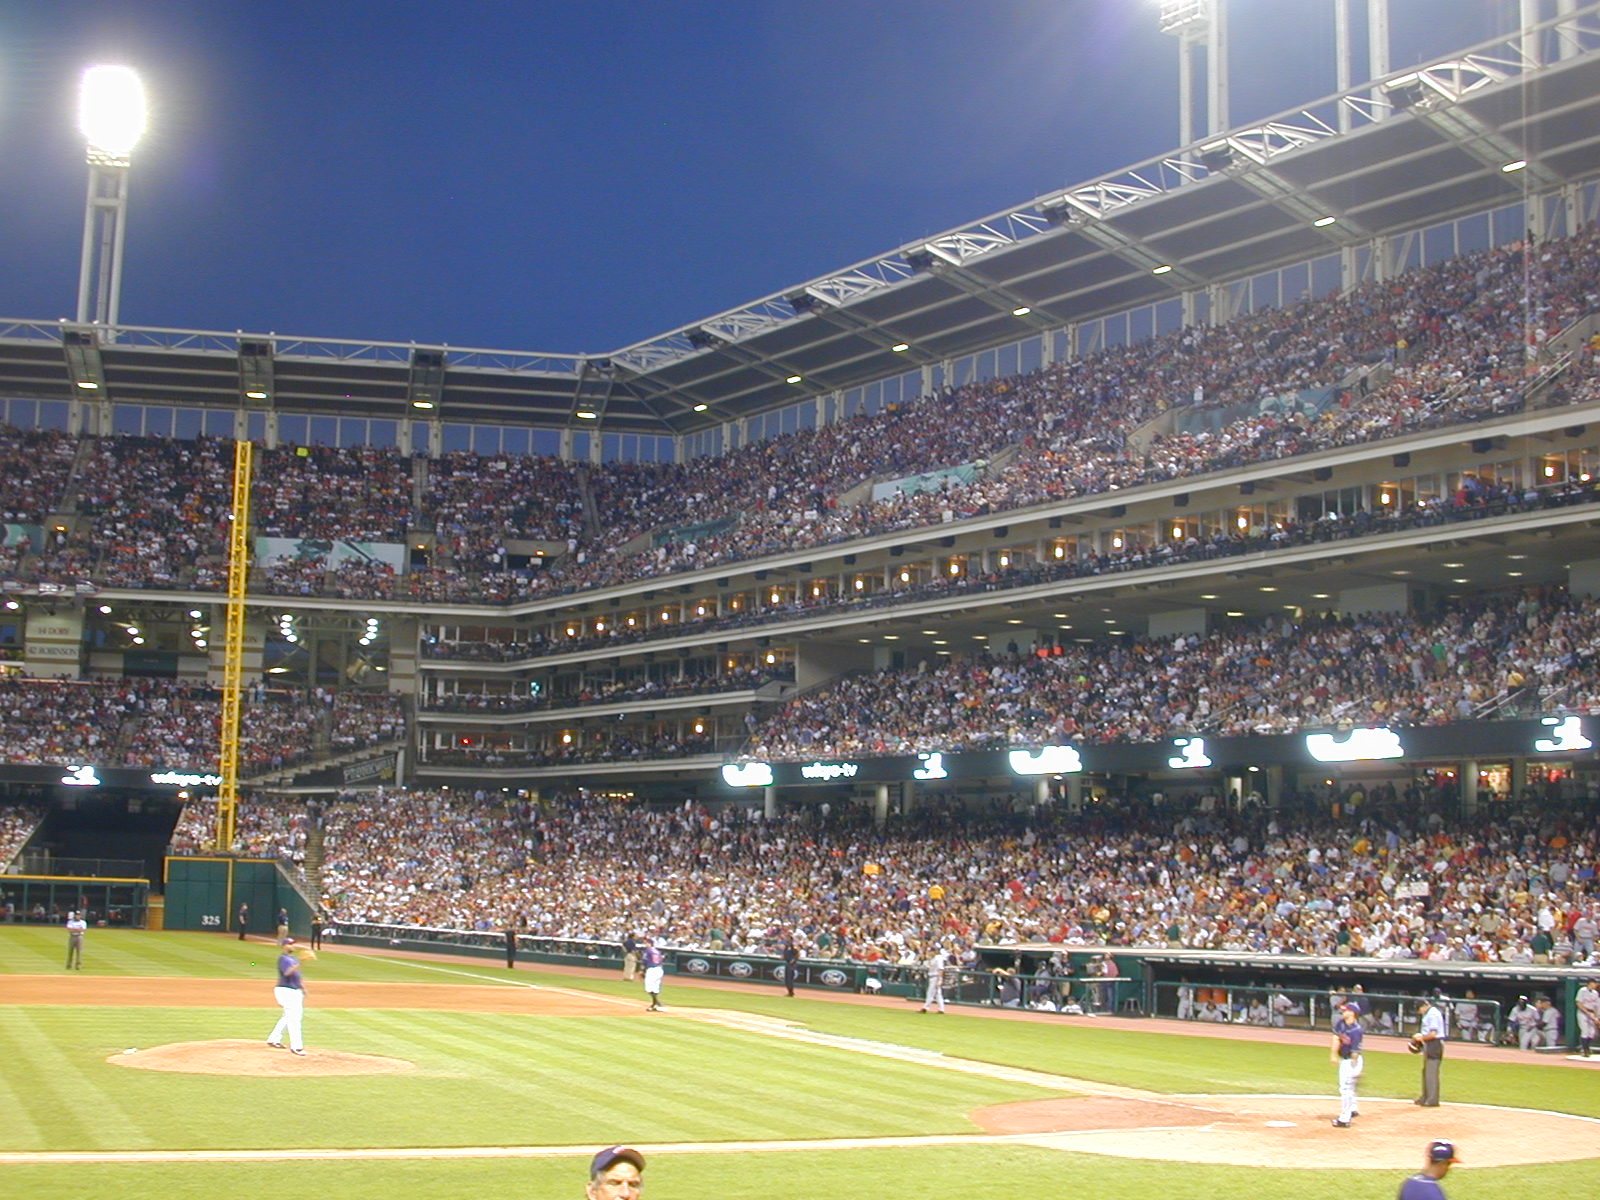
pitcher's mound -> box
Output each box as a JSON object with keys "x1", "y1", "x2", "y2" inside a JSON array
[{"x1": 107, "y1": 1039, "x2": 416, "y2": 1076}]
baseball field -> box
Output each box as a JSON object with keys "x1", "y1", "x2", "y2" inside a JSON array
[{"x1": 3, "y1": 927, "x2": 1598, "y2": 1199}]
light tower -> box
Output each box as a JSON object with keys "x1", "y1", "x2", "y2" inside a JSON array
[
  {"x1": 76, "y1": 65, "x2": 146, "y2": 329},
  {"x1": 1158, "y1": 0, "x2": 1228, "y2": 148}
]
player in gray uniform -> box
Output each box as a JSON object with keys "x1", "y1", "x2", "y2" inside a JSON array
[
  {"x1": 1509, "y1": 995, "x2": 1539, "y2": 1049},
  {"x1": 64, "y1": 911, "x2": 87, "y2": 970},
  {"x1": 1576, "y1": 980, "x2": 1600, "y2": 1057},
  {"x1": 920, "y1": 942, "x2": 948, "y2": 1013},
  {"x1": 1537, "y1": 996, "x2": 1562, "y2": 1048}
]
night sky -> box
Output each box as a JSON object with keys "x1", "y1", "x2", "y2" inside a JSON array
[{"x1": 0, "y1": 1, "x2": 1509, "y2": 355}]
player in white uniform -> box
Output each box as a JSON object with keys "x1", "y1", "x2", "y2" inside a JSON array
[
  {"x1": 267, "y1": 938, "x2": 311, "y2": 1055},
  {"x1": 1329, "y1": 1003, "x2": 1364, "y2": 1127}
]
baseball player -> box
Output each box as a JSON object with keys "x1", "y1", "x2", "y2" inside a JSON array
[
  {"x1": 1509, "y1": 995, "x2": 1540, "y2": 1049},
  {"x1": 920, "y1": 941, "x2": 948, "y2": 1013},
  {"x1": 1330, "y1": 1003, "x2": 1364, "y2": 1127},
  {"x1": 1576, "y1": 980, "x2": 1600, "y2": 1057},
  {"x1": 64, "y1": 910, "x2": 87, "y2": 970},
  {"x1": 1397, "y1": 1140, "x2": 1458, "y2": 1200},
  {"x1": 1537, "y1": 996, "x2": 1562, "y2": 1048},
  {"x1": 586, "y1": 1145, "x2": 645, "y2": 1199},
  {"x1": 1452, "y1": 991, "x2": 1485, "y2": 1043},
  {"x1": 267, "y1": 937, "x2": 313, "y2": 1054},
  {"x1": 641, "y1": 938, "x2": 665, "y2": 1011}
]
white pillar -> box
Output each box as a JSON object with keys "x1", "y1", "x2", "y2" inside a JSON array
[
  {"x1": 1368, "y1": 0, "x2": 1391, "y2": 112},
  {"x1": 1335, "y1": 0, "x2": 1353, "y2": 132},
  {"x1": 1206, "y1": 0, "x2": 1229, "y2": 137}
]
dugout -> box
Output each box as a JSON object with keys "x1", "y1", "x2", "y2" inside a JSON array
[{"x1": 0, "y1": 874, "x2": 149, "y2": 927}]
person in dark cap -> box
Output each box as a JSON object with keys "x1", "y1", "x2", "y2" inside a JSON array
[
  {"x1": 1397, "y1": 1139, "x2": 1457, "y2": 1199},
  {"x1": 586, "y1": 1145, "x2": 644, "y2": 1199}
]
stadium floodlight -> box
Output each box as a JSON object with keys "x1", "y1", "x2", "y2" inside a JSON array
[
  {"x1": 76, "y1": 65, "x2": 146, "y2": 329},
  {"x1": 79, "y1": 65, "x2": 146, "y2": 162}
]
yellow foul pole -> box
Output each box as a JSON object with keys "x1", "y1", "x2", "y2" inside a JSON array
[{"x1": 216, "y1": 437, "x2": 252, "y2": 853}]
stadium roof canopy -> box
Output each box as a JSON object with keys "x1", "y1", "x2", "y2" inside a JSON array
[{"x1": 3, "y1": 11, "x2": 1600, "y2": 439}]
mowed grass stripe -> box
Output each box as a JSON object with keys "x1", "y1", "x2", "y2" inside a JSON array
[{"x1": 0, "y1": 1008, "x2": 155, "y2": 1150}]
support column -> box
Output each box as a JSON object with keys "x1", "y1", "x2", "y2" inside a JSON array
[
  {"x1": 1065, "y1": 776, "x2": 1084, "y2": 811},
  {"x1": 1205, "y1": 0, "x2": 1229, "y2": 137},
  {"x1": 1521, "y1": 0, "x2": 1543, "y2": 68},
  {"x1": 1557, "y1": 0, "x2": 1580, "y2": 60},
  {"x1": 1461, "y1": 761, "x2": 1480, "y2": 814},
  {"x1": 1335, "y1": 0, "x2": 1353, "y2": 132},
  {"x1": 763, "y1": 786, "x2": 777, "y2": 819},
  {"x1": 1510, "y1": 758, "x2": 1528, "y2": 805},
  {"x1": 1368, "y1": 0, "x2": 1391, "y2": 111},
  {"x1": 874, "y1": 784, "x2": 889, "y2": 828}
]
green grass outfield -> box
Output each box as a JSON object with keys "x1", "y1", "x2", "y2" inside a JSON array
[{"x1": 2, "y1": 926, "x2": 1598, "y2": 1199}]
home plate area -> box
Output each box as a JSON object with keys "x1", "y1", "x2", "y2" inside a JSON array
[{"x1": 970, "y1": 1094, "x2": 1600, "y2": 1169}]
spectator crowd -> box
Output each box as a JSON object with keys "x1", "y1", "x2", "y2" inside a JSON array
[
  {"x1": 0, "y1": 225, "x2": 1594, "y2": 602},
  {"x1": 169, "y1": 786, "x2": 1600, "y2": 973}
]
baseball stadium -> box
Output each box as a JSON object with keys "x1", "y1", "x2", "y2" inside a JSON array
[{"x1": 4, "y1": 3, "x2": 1600, "y2": 1198}]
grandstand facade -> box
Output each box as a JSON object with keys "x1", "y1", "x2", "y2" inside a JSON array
[{"x1": 1, "y1": 1, "x2": 1599, "y2": 837}]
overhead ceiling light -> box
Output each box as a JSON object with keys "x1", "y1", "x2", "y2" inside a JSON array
[
  {"x1": 1152, "y1": 264, "x2": 1174, "y2": 275},
  {"x1": 244, "y1": 389, "x2": 269, "y2": 401},
  {"x1": 692, "y1": 403, "x2": 708, "y2": 412},
  {"x1": 75, "y1": 380, "x2": 100, "y2": 390},
  {"x1": 575, "y1": 410, "x2": 598, "y2": 419},
  {"x1": 1501, "y1": 159, "x2": 1527, "y2": 173},
  {"x1": 1011, "y1": 306, "x2": 1032, "y2": 317},
  {"x1": 785, "y1": 375, "x2": 802, "y2": 384},
  {"x1": 891, "y1": 343, "x2": 909, "y2": 352},
  {"x1": 411, "y1": 399, "x2": 434, "y2": 409},
  {"x1": 1312, "y1": 215, "x2": 1337, "y2": 228}
]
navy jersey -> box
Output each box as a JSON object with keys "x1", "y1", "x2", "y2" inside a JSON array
[
  {"x1": 1336, "y1": 1020, "x2": 1364, "y2": 1058},
  {"x1": 1397, "y1": 1173, "x2": 1446, "y2": 1200}
]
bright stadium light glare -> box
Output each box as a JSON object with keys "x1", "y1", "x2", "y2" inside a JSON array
[{"x1": 80, "y1": 65, "x2": 146, "y2": 159}]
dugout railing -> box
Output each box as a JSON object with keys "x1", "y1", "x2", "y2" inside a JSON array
[{"x1": 311, "y1": 924, "x2": 1593, "y2": 1047}]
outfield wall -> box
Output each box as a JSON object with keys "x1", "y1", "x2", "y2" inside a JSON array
[{"x1": 163, "y1": 857, "x2": 315, "y2": 938}]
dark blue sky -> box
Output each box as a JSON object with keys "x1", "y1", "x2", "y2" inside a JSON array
[{"x1": 0, "y1": 1, "x2": 1507, "y2": 354}]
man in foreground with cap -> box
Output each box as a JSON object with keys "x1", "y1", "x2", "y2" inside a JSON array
[
  {"x1": 586, "y1": 1146, "x2": 644, "y2": 1199},
  {"x1": 1397, "y1": 1140, "x2": 1457, "y2": 1199}
]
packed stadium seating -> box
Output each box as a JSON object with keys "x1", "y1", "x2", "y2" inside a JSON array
[
  {"x1": 165, "y1": 787, "x2": 1600, "y2": 969},
  {"x1": 0, "y1": 225, "x2": 1594, "y2": 602}
]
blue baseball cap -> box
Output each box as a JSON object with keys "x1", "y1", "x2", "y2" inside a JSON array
[
  {"x1": 1427, "y1": 1140, "x2": 1459, "y2": 1163},
  {"x1": 591, "y1": 1146, "x2": 645, "y2": 1175}
]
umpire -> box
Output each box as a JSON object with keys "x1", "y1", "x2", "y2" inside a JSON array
[{"x1": 1412, "y1": 996, "x2": 1446, "y2": 1106}]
